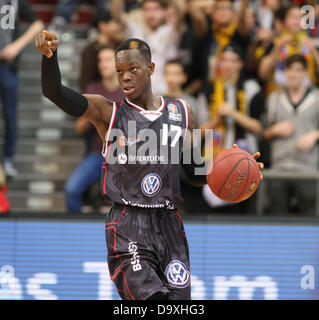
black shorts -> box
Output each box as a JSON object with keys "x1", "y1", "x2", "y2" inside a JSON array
[{"x1": 105, "y1": 204, "x2": 191, "y2": 300}]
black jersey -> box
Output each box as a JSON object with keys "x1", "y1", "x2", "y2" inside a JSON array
[{"x1": 101, "y1": 96, "x2": 188, "y2": 209}]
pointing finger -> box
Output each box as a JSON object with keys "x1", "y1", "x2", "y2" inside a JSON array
[{"x1": 42, "y1": 29, "x2": 57, "y2": 40}]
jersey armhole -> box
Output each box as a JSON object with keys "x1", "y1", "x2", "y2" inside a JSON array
[
  {"x1": 178, "y1": 99, "x2": 189, "y2": 140},
  {"x1": 102, "y1": 101, "x2": 117, "y2": 159}
]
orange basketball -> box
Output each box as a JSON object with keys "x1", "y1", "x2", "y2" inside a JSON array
[{"x1": 206, "y1": 148, "x2": 261, "y2": 203}]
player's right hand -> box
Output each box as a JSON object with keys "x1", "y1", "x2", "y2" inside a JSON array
[{"x1": 35, "y1": 30, "x2": 58, "y2": 58}]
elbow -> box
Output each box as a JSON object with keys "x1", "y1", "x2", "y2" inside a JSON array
[{"x1": 42, "y1": 84, "x2": 58, "y2": 101}]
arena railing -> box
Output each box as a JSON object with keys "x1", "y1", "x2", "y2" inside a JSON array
[{"x1": 256, "y1": 169, "x2": 319, "y2": 217}]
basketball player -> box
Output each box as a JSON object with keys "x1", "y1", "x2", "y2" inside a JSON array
[{"x1": 36, "y1": 30, "x2": 263, "y2": 300}]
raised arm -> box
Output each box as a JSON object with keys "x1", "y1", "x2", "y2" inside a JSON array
[
  {"x1": 0, "y1": 20, "x2": 44, "y2": 61},
  {"x1": 110, "y1": 0, "x2": 127, "y2": 28},
  {"x1": 236, "y1": 0, "x2": 250, "y2": 38},
  {"x1": 35, "y1": 30, "x2": 114, "y2": 141},
  {"x1": 188, "y1": 0, "x2": 209, "y2": 39}
]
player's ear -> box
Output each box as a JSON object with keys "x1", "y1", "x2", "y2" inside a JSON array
[{"x1": 148, "y1": 62, "x2": 155, "y2": 76}]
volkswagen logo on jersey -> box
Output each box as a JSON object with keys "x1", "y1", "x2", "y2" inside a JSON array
[
  {"x1": 118, "y1": 153, "x2": 127, "y2": 164},
  {"x1": 141, "y1": 173, "x2": 162, "y2": 197},
  {"x1": 165, "y1": 260, "x2": 190, "y2": 288}
]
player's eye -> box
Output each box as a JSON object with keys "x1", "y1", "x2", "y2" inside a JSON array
[
  {"x1": 131, "y1": 67, "x2": 137, "y2": 72},
  {"x1": 116, "y1": 70, "x2": 123, "y2": 75}
]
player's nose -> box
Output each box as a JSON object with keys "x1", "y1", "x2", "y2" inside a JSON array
[{"x1": 122, "y1": 71, "x2": 132, "y2": 82}]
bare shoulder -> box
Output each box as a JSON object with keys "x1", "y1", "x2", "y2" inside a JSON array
[
  {"x1": 180, "y1": 99, "x2": 196, "y2": 131},
  {"x1": 82, "y1": 94, "x2": 114, "y2": 123}
]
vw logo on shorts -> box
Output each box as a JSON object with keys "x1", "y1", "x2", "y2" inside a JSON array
[
  {"x1": 165, "y1": 260, "x2": 190, "y2": 288},
  {"x1": 141, "y1": 173, "x2": 162, "y2": 197}
]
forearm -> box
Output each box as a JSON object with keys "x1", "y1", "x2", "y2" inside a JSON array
[
  {"x1": 231, "y1": 111, "x2": 262, "y2": 135},
  {"x1": 258, "y1": 50, "x2": 277, "y2": 80},
  {"x1": 172, "y1": 0, "x2": 187, "y2": 31},
  {"x1": 13, "y1": 20, "x2": 44, "y2": 52},
  {"x1": 110, "y1": 0, "x2": 126, "y2": 26},
  {"x1": 42, "y1": 51, "x2": 88, "y2": 117},
  {"x1": 188, "y1": 1, "x2": 208, "y2": 39},
  {"x1": 182, "y1": 146, "x2": 207, "y2": 187},
  {"x1": 311, "y1": 48, "x2": 319, "y2": 74},
  {"x1": 237, "y1": 0, "x2": 249, "y2": 37},
  {"x1": 263, "y1": 125, "x2": 277, "y2": 140}
]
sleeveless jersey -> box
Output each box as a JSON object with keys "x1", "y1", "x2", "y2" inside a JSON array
[{"x1": 100, "y1": 96, "x2": 188, "y2": 209}]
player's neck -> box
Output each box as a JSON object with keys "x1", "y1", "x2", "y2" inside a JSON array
[{"x1": 129, "y1": 87, "x2": 160, "y2": 111}]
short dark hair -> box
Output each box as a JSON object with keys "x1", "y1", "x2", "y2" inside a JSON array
[
  {"x1": 141, "y1": 0, "x2": 169, "y2": 8},
  {"x1": 215, "y1": 0, "x2": 233, "y2": 7},
  {"x1": 223, "y1": 43, "x2": 244, "y2": 61},
  {"x1": 284, "y1": 54, "x2": 308, "y2": 70},
  {"x1": 97, "y1": 45, "x2": 115, "y2": 54},
  {"x1": 91, "y1": 9, "x2": 111, "y2": 29},
  {"x1": 165, "y1": 59, "x2": 186, "y2": 72},
  {"x1": 115, "y1": 38, "x2": 152, "y2": 62},
  {"x1": 275, "y1": 4, "x2": 300, "y2": 22}
]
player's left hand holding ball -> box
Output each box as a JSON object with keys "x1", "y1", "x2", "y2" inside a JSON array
[
  {"x1": 35, "y1": 30, "x2": 59, "y2": 58},
  {"x1": 233, "y1": 144, "x2": 264, "y2": 180}
]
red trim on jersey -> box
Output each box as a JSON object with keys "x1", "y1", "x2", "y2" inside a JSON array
[
  {"x1": 105, "y1": 206, "x2": 126, "y2": 226},
  {"x1": 126, "y1": 96, "x2": 165, "y2": 112},
  {"x1": 176, "y1": 211, "x2": 186, "y2": 237},
  {"x1": 103, "y1": 102, "x2": 117, "y2": 158},
  {"x1": 103, "y1": 167, "x2": 107, "y2": 195},
  {"x1": 105, "y1": 206, "x2": 134, "y2": 300},
  {"x1": 102, "y1": 102, "x2": 117, "y2": 195},
  {"x1": 178, "y1": 99, "x2": 188, "y2": 131}
]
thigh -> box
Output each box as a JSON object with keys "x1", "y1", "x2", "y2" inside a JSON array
[
  {"x1": 105, "y1": 205, "x2": 170, "y2": 300},
  {"x1": 157, "y1": 211, "x2": 191, "y2": 300}
]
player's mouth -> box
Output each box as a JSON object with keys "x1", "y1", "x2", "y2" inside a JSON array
[{"x1": 123, "y1": 86, "x2": 135, "y2": 96}]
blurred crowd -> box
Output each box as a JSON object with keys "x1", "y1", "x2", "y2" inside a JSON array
[{"x1": 1, "y1": 0, "x2": 319, "y2": 215}]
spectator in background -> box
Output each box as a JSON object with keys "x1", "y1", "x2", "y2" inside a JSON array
[
  {"x1": 258, "y1": 4, "x2": 319, "y2": 95},
  {"x1": 111, "y1": 0, "x2": 187, "y2": 96},
  {"x1": 65, "y1": 46, "x2": 124, "y2": 213},
  {"x1": 49, "y1": 0, "x2": 109, "y2": 33},
  {"x1": 263, "y1": 54, "x2": 319, "y2": 215},
  {"x1": 0, "y1": 0, "x2": 44, "y2": 177},
  {"x1": 49, "y1": 0, "x2": 141, "y2": 34},
  {"x1": 245, "y1": 0, "x2": 281, "y2": 79},
  {"x1": 256, "y1": 0, "x2": 281, "y2": 30},
  {"x1": 200, "y1": 44, "x2": 262, "y2": 212},
  {"x1": 163, "y1": 58, "x2": 211, "y2": 214},
  {"x1": 189, "y1": 0, "x2": 253, "y2": 86},
  {"x1": 201, "y1": 44, "x2": 262, "y2": 158},
  {"x1": 308, "y1": 1, "x2": 319, "y2": 47},
  {"x1": 163, "y1": 59, "x2": 208, "y2": 128},
  {"x1": 80, "y1": 9, "x2": 124, "y2": 92}
]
